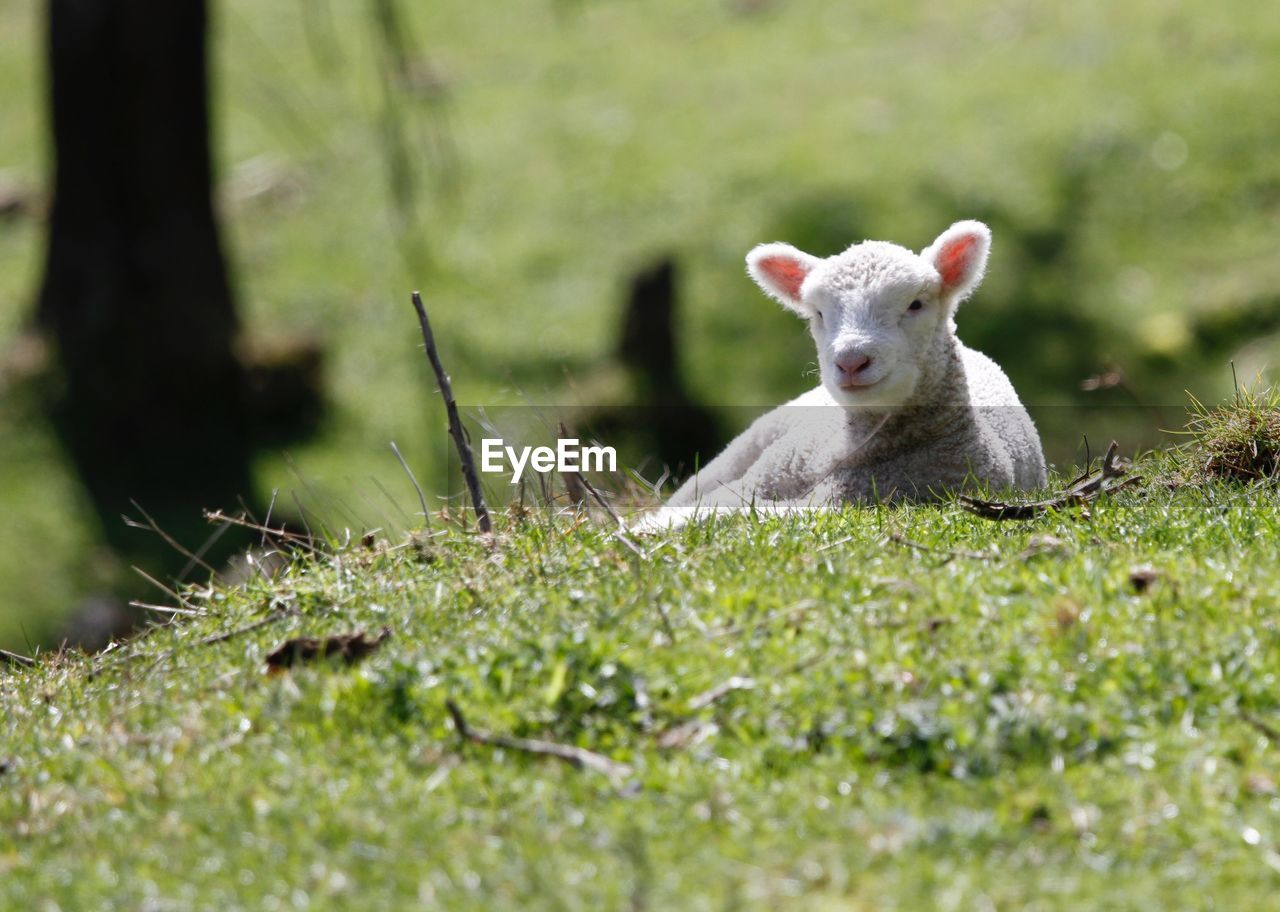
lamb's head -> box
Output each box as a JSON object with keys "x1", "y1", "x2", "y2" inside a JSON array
[{"x1": 746, "y1": 220, "x2": 991, "y2": 411}]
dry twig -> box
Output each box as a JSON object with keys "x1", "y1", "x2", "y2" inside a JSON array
[
  {"x1": 445, "y1": 699, "x2": 632, "y2": 783},
  {"x1": 124, "y1": 499, "x2": 219, "y2": 579},
  {"x1": 959, "y1": 440, "x2": 1141, "y2": 520},
  {"x1": 687, "y1": 676, "x2": 756, "y2": 712},
  {"x1": 132, "y1": 566, "x2": 197, "y2": 614},
  {"x1": 129, "y1": 601, "x2": 206, "y2": 618},
  {"x1": 197, "y1": 612, "x2": 294, "y2": 648},
  {"x1": 1, "y1": 648, "x2": 35, "y2": 669},
  {"x1": 558, "y1": 423, "x2": 590, "y2": 507},
  {"x1": 204, "y1": 509, "x2": 317, "y2": 553},
  {"x1": 411, "y1": 291, "x2": 492, "y2": 535},
  {"x1": 655, "y1": 675, "x2": 758, "y2": 750},
  {"x1": 554, "y1": 421, "x2": 626, "y2": 527}
]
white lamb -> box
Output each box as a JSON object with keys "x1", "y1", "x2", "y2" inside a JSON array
[{"x1": 636, "y1": 220, "x2": 1046, "y2": 528}]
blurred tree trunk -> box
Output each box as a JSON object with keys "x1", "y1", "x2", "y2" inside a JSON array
[{"x1": 37, "y1": 0, "x2": 253, "y2": 554}]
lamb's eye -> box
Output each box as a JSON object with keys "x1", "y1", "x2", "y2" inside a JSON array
[{"x1": 907, "y1": 300, "x2": 924, "y2": 312}]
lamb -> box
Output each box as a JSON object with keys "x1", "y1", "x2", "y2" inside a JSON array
[{"x1": 635, "y1": 220, "x2": 1046, "y2": 528}]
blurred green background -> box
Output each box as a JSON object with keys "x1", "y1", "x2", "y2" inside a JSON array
[{"x1": 2, "y1": 0, "x2": 1279, "y2": 647}]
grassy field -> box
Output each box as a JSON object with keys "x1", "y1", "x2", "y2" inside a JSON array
[
  {"x1": 5, "y1": 5, "x2": 1280, "y2": 900},
  {"x1": 3, "y1": 3, "x2": 1280, "y2": 639},
  {"x1": 4, "y1": 445, "x2": 1280, "y2": 908}
]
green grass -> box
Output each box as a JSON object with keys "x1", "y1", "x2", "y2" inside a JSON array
[
  {"x1": 5, "y1": 5, "x2": 1280, "y2": 894},
  {"x1": 4, "y1": 454, "x2": 1280, "y2": 909},
  {"x1": 1180, "y1": 384, "x2": 1280, "y2": 482},
  {"x1": 5, "y1": 2, "x2": 1280, "y2": 639}
]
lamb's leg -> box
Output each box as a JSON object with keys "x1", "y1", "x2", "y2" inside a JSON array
[
  {"x1": 664, "y1": 409, "x2": 790, "y2": 508},
  {"x1": 628, "y1": 416, "x2": 784, "y2": 534},
  {"x1": 628, "y1": 495, "x2": 830, "y2": 533}
]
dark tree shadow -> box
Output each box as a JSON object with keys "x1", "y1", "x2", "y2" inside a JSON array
[{"x1": 33, "y1": 0, "x2": 323, "y2": 649}]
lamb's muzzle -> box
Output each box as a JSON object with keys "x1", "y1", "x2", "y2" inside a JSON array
[{"x1": 834, "y1": 352, "x2": 874, "y2": 387}]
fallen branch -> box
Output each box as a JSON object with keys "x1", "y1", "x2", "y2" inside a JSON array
[
  {"x1": 411, "y1": 291, "x2": 492, "y2": 535},
  {"x1": 959, "y1": 440, "x2": 1141, "y2": 521},
  {"x1": 445, "y1": 699, "x2": 632, "y2": 783},
  {"x1": 655, "y1": 675, "x2": 756, "y2": 750},
  {"x1": 1, "y1": 648, "x2": 35, "y2": 669}
]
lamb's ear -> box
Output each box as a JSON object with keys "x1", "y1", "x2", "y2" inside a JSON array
[
  {"x1": 746, "y1": 243, "x2": 821, "y2": 315},
  {"x1": 922, "y1": 220, "x2": 991, "y2": 302}
]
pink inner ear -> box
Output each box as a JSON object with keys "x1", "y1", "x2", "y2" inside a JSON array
[
  {"x1": 759, "y1": 256, "x2": 809, "y2": 300},
  {"x1": 937, "y1": 234, "x2": 978, "y2": 289}
]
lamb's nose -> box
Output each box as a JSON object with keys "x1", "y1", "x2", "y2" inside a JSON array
[{"x1": 836, "y1": 354, "x2": 872, "y2": 378}]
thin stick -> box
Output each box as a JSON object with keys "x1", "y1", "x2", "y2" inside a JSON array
[
  {"x1": 557, "y1": 422, "x2": 590, "y2": 506},
  {"x1": 687, "y1": 676, "x2": 756, "y2": 712},
  {"x1": 201, "y1": 613, "x2": 292, "y2": 648},
  {"x1": 411, "y1": 291, "x2": 492, "y2": 534},
  {"x1": 289, "y1": 492, "x2": 321, "y2": 545},
  {"x1": 179, "y1": 516, "x2": 233, "y2": 582},
  {"x1": 580, "y1": 466, "x2": 623, "y2": 525},
  {"x1": 655, "y1": 675, "x2": 763, "y2": 750},
  {"x1": 612, "y1": 530, "x2": 648, "y2": 560},
  {"x1": 1, "y1": 648, "x2": 35, "y2": 669},
  {"x1": 82, "y1": 602, "x2": 282, "y2": 682},
  {"x1": 561, "y1": 464, "x2": 588, "y2": 506},
  {"x1": 132, "y1": 566, "x2": 194, "y2": 612},
  {"x1": 204, "y1": 509, "x2": 315, "y2": 551},
  {"x1": 261, "y1": 488, "x2": 279, "y2": 549},
  {"x1": 816, "y1": 535, "x2": 854, "y2": 553},
  {"x1": 445, "y1": 700, "x2": 631, "y2": 782},
  {"x1": 129, "y1": 601, "x2": 206, "y2": 617},
  {"x1": 123, "y1": 500, "x2": 218, "y2": 579},
  {"x1": 131, "y1": 611, "x2": 298, "y2": 682},
  {"x1": 558, "y1": 436, "x2": 648, "y2": 557},
  {"x1": 390, "y1": 440, "x2": 431, "y2": 524}
]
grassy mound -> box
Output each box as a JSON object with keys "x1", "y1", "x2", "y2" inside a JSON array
[
  {"x1": 4, "y1": 455, "x2": 1280, "y2": 909},
  {"x1": 1181, "y1": 385, "x2": 1280, "y2": 482}
]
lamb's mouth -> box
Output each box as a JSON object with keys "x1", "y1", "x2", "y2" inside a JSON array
[{"x1": 837, "y1": 376, "x2": 883, "y2": 392}]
